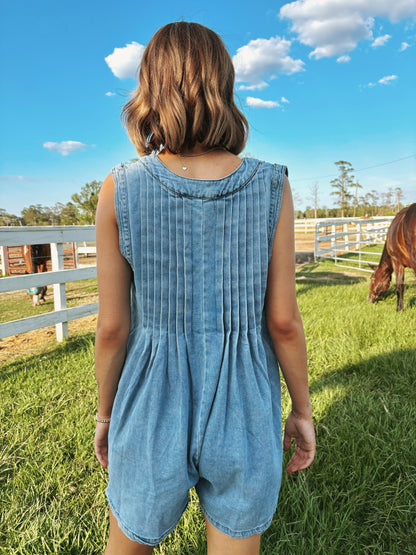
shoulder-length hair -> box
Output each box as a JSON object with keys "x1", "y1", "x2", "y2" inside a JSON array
[{"x1": 120, "y1": 22, "x2": 249, "y2": 156}]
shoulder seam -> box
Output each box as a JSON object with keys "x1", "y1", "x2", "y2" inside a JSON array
[
  {"x1": 267, "y1": 163, "x2": 287, "y2": 261},
  {"x1": 112, "y1": 163, "x2": 133, "y2": 266}
]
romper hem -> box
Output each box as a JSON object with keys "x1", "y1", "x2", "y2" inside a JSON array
[
  {"x1": 199, "y1": 501, "x2": 274, "y2": 538},
  {"x1": 106, "y1": 491, "x2": 189, "y2": 546}
]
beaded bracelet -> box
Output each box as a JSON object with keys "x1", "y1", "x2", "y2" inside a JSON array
[{"x1": 95, "y1": 414, "x2": 111, "y2": 423}]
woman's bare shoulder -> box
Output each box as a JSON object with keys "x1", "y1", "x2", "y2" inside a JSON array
[{"x1": 96, "y1": 172, "x2": 116, "y2": 224}]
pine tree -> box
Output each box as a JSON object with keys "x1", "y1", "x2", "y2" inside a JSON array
[
  {"x1": 330, "y1": 160, "x2": 354, "y2": 217},
  {"x1": 353, "y1": 180, "x2": 362, "y2": 217}
]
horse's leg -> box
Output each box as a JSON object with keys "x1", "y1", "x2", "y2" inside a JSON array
[
  {"x1": 394, "y1": 264, "x2": 405, "y2": 311},
  {"x1": 39, "y1": 285, "x2": 47, "y2": 302},
  {"x1": 37, "y1": 259, "x2": 48, "y2": 303}
]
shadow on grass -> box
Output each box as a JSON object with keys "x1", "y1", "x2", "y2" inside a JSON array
[
  {"x1": 296, "y1": 262, "x2": 367, "y2": 285},
  {"x1": 309, "y1": 346, "x2": 416, "y2": 394},
  {"x1": 0, "y1": 331, "x2": 96, "y2": 381},
  {"x1": 262, "y1": 347, "x2": 416, "y2": 554},
  {"x1": 295, "y1": 264, "x2": 367, "y2": 297}
]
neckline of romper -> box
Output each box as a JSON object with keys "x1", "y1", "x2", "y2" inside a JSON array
[{"x1": 136, "y1": 152, "x2": 262, "y2": 200}]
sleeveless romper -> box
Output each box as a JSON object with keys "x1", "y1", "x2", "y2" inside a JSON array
[{"x1": 105, "y1": 153, "x2": 288, "y2": 546}]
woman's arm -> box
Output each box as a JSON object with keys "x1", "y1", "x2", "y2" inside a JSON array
[
  {"x1": 264, "y1": 176, "x2": 316, "y2": 474},
  {"x1": 94, "y1": 172, "x2": 132, "y2": 419}
]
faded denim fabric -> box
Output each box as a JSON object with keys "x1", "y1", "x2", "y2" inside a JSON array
[{"x1": 105, "y1": 153, "x2": 288, "y2": 545}]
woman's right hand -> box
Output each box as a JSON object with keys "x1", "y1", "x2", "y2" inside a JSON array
[{"x1": 283, "y1": 410, "x2": 316, "y2": 475}]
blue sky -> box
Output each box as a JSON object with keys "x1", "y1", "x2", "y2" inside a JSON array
[{"x1": 1, "y1": 0, "x2": 415, "y2": 215}]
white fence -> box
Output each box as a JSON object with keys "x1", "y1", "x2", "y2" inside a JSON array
[
  {"x1": 314, "y1": 217, "x2": 394, "y2": 272},
  {"x1": 294, "y1": 216, "x2": 394, "y2": 234},
  {"x1": 294, "y1": 217, "x2": 378, "y2": 233},
  {"x1": 0, "y1": 219, "x2": 395, "y2": 343},
  {"x1": 294, "y1": 218, "x2": 320, "y2": 233},
  {"x1": 0, "y1": 226, "x2": 97, "y2": 342}
]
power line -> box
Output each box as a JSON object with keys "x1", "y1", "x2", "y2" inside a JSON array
[{"x1": 291, "y1": 154, "x2": 415, "y2": 183}]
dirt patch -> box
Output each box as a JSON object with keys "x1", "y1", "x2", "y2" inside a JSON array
[
  {"x1": 0, "y1": 314, "x2": 97, "y2": 365},
  {"x1": 295, "y1": 233, "x2": 314, "y2": 251},
  {"x1": 295, "y1": 232, "x2": 332, "y2": 253}
]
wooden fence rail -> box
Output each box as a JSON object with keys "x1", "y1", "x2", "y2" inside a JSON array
[{"x1": 0, "y1": 226, "x2": 97, "y2": 342}]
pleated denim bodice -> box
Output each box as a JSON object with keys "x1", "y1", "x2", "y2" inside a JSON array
[{"x1": 113, "y1": 153, "x2": 287, "y2": 337}]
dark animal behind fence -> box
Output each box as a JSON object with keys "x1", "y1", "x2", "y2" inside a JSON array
[
  {"x1": 23, "y1": 244, "x2": 52, "y2": 306},
  {"x1": 368, "y1": 203, "x2": 416, "y2": 311}
]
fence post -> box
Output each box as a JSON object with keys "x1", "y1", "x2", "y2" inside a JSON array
[
  {"x1": 343, "y1": 223, "x2": 349, "y2": 252},
  {"x1": 358, "y1": 222, "x2": 362, "y2": 269},
  {"x1": 51, "y1": 242, "x2": 68, "y2": 341},
  {"x1": 0, "y1": 245, "x2": 9, "y2": 276},
  {"x1": 314, "y1": 223, "x2": 319, "y2": 261},
  {"x1": 331, "y1": 225, "x2": 336, "y2": 257},
  {"x1": 74, "y1": 242, "x2": 80, "y2": 268},
  {"x1": 377, "y1": 221, "x2": 383, "y2": 242}
]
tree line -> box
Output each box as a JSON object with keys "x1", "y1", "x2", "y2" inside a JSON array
[
  {"x1": 0, "y1": 159, "x2": 407, "y2": 225},
  {"x1": 0, "y1": 181, "x2": 102, "y2": 226},
  {"x1": 294, "y1": 160, "x2": 405, "y2": 219}
]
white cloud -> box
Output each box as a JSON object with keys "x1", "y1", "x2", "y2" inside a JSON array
[
  {"x1": 371, "y1": 34, "x2": 391, "y2": 47},
  {"x1": 281, "y1": 96, "x2": 290, "y2": 103},
  {"x1": 246, "y1": 97, "x2": 280, "y2": 108},
  {"x1": 238, "y1": 81, "x2": 269, "y2": 90},
  {"x1": 400, "y1": 41, "x2": 410, "y2": 50},
  {"x1": 337, "y1": 55, "x2": 351, "y2": 62},
  {"x1": 366, "y1": 74, "x2": 398, "y2": 87},
  {"x1": 105, "y1": 91, "x2": 116, "y2": 96},
  {"x1": 233, "y1": 36, "x2": 304, "y2": 86},
  {"x1": 43, "y1": 141, "x2": 88, "y2": 156},
  {"x1": 280, "y1": 0, "x2": 416, "y2": 59},
  {"x1": 105, "y1": 41, "x2": 145, "y2": 79},
  {"x1": 378, "y1": 74, "x2": 398, "y2": 84}
]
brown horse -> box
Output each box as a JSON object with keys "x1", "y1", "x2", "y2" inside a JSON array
[
  {"x1": 368, "y1": 203, "x2": 416, "y2": 311},
  {"x1": 23, "y1": 244, "x2": 51, "y2": 306}
]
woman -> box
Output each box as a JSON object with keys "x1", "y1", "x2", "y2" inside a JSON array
[{"x1": 94, "y1": 21, "x2": 315, "y2": 555}]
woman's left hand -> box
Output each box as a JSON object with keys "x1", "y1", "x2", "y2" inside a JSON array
[
  {"x1": 283, "y1": 411, "x2": 316, "y2": 475},
  {"x1": 94, "y1": 422, "x2": 110, "y2": 468}
]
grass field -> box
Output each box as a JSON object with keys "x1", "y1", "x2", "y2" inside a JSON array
[
  {"x1": 0, "y1": 278, "x2": 98, "y2": 325},
  {"x1": 1, "y1": 262, "x2": 416, "y2": 554}
]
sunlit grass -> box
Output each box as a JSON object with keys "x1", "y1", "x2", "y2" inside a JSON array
[
  {"x1": 1, "y1": 264, "x2": 415, "y2": 553},
  {"x1": 0, "y1": 278, "x2": 97, "y2": 324}
]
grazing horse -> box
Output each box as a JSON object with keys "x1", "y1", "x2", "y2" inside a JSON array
[
  {"x1": 23, "y1": 244, "x2": 51, "y2": 306},
  {"x1": 368, "y1": 203, "x2": 416, "y2": 311}
]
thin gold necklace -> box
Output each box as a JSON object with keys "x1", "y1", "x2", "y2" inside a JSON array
[{"x1": 179, "y1": 147, "x2": 225, "y2": 171}]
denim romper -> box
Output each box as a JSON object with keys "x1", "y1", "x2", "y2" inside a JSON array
[{"x1": 105, "y1": 153, "x2": 288, "y2": 545}]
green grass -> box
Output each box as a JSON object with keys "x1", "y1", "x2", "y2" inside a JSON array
[
  {"x1": 0, "y1": 279, "x2": 98, "y2": 325},
  {"x1": 1, "y1": 264, "x2": 415, "y2": 554}
]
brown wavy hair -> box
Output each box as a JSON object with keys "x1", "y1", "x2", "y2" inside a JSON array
[{"x1": 120, "y1": 22, "x2": 249, "y2": 155}]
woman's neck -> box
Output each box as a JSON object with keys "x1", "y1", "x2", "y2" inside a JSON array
[{"x1": 157, "y1": 145, "x2": 242, "y2": 180}]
